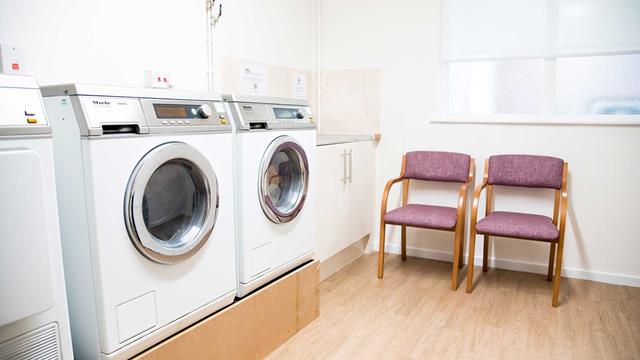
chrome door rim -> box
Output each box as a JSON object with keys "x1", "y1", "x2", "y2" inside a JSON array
[
  {"x1": 124, "y1": 142, "x2": 219, "y2": 264},
  {"x1": 258, "y1": 135, "x2": 309, "y2": 223}
]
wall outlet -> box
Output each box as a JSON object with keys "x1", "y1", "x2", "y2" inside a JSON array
[
  {"x1": 144, "y1": 70, "x2": 172, "y2": 89},
  {"x1": 0, "y1": 44, "x2": 25, "y2": 74}
]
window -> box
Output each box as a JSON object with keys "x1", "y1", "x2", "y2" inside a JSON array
[{"x1": 440, "y1": 0, "x2": 640, "y2": 122}]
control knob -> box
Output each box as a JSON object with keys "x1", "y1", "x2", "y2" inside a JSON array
[
  {"x1": 295, "y1": 109, "x2": 305, "y2": 119},
  {"x1": 197, "y1": 104, "x2": 213, "y2": 118}
]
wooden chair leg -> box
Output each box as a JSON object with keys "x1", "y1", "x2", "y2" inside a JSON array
[
  {"x1": 451, "y1": 227, "x2": 462, "y2": 290},
  {"x1": 377, "y1": 223, "x2": 386, "y2": 279},
  {"x1": 458, "y1": 220, "x2": 465, "y2": 268},
  {"x1": 552, "y1": 239, "x2": 565, "y2": 307},
  {"x1": 401, "y1": 225, "x2": 407, "y2": 261},
  {"x1": 547, "y1": 242, "x2": 556, "y2": 281},
  {"x1": 482, "y1": 235, "x2": 489, "y2": 272},
  {"x1": 466, "y1": 227, "x2": 477, "y2": 293}
]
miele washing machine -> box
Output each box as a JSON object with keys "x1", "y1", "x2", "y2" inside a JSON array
[
  {"x1": 224, "y1": 95, "x2": 316, "y2": 297},
  {"x1": 0, "y1": 74, "x2": 73, "y2": 359},
  {"x1": 42, "y1": 84, "x2": 237, "y2": 359}
]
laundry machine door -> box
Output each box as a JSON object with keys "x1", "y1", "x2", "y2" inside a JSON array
[
  {"x1": 258, "y1": 135, "x2": 309, "y2": 224},
  {"x1": 124, "y1": 142, "x2": 218, "y2": 264}
]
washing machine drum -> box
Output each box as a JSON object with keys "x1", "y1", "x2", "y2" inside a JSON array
[
  {"x1": 124, "y1": 142, "x2": 218, "y2": 264},
  {"x1": 259, "y1": 135, "x2": 309, "y2": 224}
]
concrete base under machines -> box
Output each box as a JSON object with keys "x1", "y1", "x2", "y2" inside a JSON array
[{"x1": 133, "y1": 260, "x2": 320, "y2": 360}]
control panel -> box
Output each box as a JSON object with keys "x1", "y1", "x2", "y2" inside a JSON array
[
  {"x1": 226, "y1": 98, "x2": 315, "y2": 131},
  {"x1": 40, "y1": 83, "x2": 232, "y2": 136},
  {"x1": 0, "y1": 86, "x2": 49, "y2": 135},
  {"x1": 141, "y1": 99, "x2": 230, "y2": 131}
]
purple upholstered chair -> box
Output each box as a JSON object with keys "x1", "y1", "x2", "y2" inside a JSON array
[
  {"x1": 466, "y1": 155, "x2": 569, "y2": 307},
  {"x1": 378, "y1": 151, "x2": 474, "y2": 290}
]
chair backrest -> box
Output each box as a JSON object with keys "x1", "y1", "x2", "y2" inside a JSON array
[
  {"x1": 488, "y1": 154, "x2": 564, "y2": 189},
  {"x1": 404, "y1": 151, "x2": 471, "y2": 183}
]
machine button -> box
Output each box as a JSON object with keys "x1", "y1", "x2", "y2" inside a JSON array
[
  {"x1": 170, "y1": 120, "x2": 177, "y2": 124},
  {"x1": 177, "y1": 120, "x2": 184, "y2": 124},
  {"x1": 185, "y1": 120, "x2": 191, "y2": 124},
  {"x1": 161, "y1": 120, "x2": 168, "y2": 125},
  {"x1": 197, "y1": 104, "x2": 213, "y2": 118},
  {"x1": 24, "y1": 110, "x2": 36, "y2": 116},
  {"x1": 220, "y1": 119, "x2": 228, "y2": 125},
  {"x1": 26, "y1": 118, "x2": 38, "y2": 124}
]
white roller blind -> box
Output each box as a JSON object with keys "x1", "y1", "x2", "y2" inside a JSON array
[
  {"x1": 445, "y1": 0, "x2": 547, "y2": 60},
  {"x1": 445, "y1": 0, "x2": 640, "y2": 59},
  {"x1": 557, "y1": 0, "x2": 640, "y2": 54}
]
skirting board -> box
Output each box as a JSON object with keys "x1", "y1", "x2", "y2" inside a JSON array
[
  {"x1": 374, "y1": 242, "x2": 640, "y2": 288},
  {"x1": 320, "y1": 236, "x2": 369, "y2": 281}
]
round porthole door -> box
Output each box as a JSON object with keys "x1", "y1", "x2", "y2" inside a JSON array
[
  {"x1": 258, "y1": 135, "x2": 309, "y2": 224},
  {"x1": 124, "y1": 142, "x2": 219, "y2": 264}
]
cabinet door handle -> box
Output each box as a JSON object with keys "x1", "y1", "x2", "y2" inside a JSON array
[
  {"x1": 341, "y1": 149, "x2": 347, "y2": 184},
  {"x1": 347, "y1": 148, "x2": 353, "y2": 183}
]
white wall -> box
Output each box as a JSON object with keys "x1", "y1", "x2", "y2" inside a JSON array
[
  {"x1": 0, "y1": 0, "x2": 317, "y2": 90},
  {"x1": 2, "y1": 0, "x2": 637, "y2": 286},
  {"x1": 320, "y1": 0, "x2": 640, "y2": 286}
]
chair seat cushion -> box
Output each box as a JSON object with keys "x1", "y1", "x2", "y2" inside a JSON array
[
  {"x1": 476, "y1": 211, "x2": 559, "y2": 241},
  {"x1": 384, "y1": 204, "x2": 458, "y2": 230}
]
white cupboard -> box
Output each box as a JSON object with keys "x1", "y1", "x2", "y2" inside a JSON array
[{"x1": 316, "y1": 140, "x2": 375, "y2": 262}]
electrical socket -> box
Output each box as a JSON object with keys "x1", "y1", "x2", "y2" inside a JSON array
[
  {"x1": 0, "y1": 44, "x2": 25, "y2": 74},
  {"x1": 144, "y1": 70, "x2": 172, "y2": 89}
]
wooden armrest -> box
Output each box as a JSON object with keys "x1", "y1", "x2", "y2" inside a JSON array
[
  {"x1": 558, "y1": 162, "x2": 569, "y2": 234},
  {"x1": 457, "y1": 159, "x2": 475, "y2": 218},
  {"x1": 380, "y1": 177, "x2": 404, "y2": 216},
  {"x1": 470, "y1": 178, "x2": 489, "y2": 227}
]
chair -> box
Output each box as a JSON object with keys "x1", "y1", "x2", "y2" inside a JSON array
[
  {"x1": 465, "y1": 155, "x2": 568, "y2": 307},
  {"x1": 378, "y1": 151, "x2": 474, "y2": 290}
]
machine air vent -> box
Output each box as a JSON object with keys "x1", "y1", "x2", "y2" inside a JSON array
[{"x1": 0, "y1": 323, "x2": 61, "y2": 360}]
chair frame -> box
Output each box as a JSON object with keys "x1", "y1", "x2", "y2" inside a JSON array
[
  {"x1": 377, "y1": 154, "x2": 475, "y2": 290},
  {"x1": 465, "y1": 159, "x2": 569, "y2": 307}
]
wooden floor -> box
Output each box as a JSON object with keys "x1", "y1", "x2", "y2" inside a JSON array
[{"x1": 266, "y1": 253, "x2": 640, "y2": 359}]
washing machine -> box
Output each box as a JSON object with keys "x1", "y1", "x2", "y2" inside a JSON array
[
  {"x1": 42, "y1": 84, "x2": 237, "y2": 359},
  {"x1": 224, "y1": 95, "x2": 316, "y2": 297},
  {"x1": 0, "y1": 75, "x2": 73, "y2": 359}
]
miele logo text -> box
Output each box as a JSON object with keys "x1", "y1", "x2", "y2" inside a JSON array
[{"x1": 92, "y1": 100, "x2": 111, "y2": 106}]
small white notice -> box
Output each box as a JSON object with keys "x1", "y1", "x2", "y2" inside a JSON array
[
  {"x1": 240, "y1": 63, "x2": 267, "y2": 95},
  {"x1": 292, "y1": 73, "x2": 307, "y2": 99}
]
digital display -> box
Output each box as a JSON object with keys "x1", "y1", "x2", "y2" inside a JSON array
[
  {"x1": 274, "y1": 107, "x2": 300, "y2": 119},
  {"x1": 154, "y1": 104, "x2": 189, "y2": 118}
]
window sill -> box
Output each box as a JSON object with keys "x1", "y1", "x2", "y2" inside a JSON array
[{"x1": 431, "y1": 114, "x2": 640, "y2": 126}]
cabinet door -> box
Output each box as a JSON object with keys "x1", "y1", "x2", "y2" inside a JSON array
[
  {"x1": 348, "y1": 141, "x2": 376, "y2": 242},
  {"x1": 315, "y1": 144, "x2": 351, "y2": 261}
]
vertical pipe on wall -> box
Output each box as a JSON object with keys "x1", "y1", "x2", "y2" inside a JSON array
[
  {"x1": 315, "y1": 0, "x2": 322, "y2": 132},
  {"x1": 205, "y1": 0, "x2": 221, "y2": 92},
  {"x1": 206, "y1": 0, "x2": 213, "y2": 92}
]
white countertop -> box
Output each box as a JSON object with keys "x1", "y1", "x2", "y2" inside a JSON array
[{"x1": 317, "y1": 134, "x2": 376, "y2": 146}]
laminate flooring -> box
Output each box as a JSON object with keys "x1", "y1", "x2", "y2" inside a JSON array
[{"x1": 266, "y1": 253, "x2": 640, "y2": 359}]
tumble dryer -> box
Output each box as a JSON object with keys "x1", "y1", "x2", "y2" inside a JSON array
[
  {"x1": 42, "y1": 84, "x2": 236, "y2": 359},
  {"x1": 224, "y1": 95, "x2": 316, "y2": 297},
  {"x1": 0, "y1": 75, "x2": 73, "y2": 359}
]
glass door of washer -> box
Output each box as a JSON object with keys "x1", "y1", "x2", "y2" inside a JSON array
[
  {"x1": 258, "y1": 135, "x2": 309, "y2": 224},
  {"x1": 124, "y1": 142, "x2": 218, "y2": 264}
]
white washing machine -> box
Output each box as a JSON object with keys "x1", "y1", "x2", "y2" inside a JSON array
[
  {"x1": 42, "y1": 84, "x2": 237, "y2": 359},
  {"x1": 0, "y1": 75, "x2": 73, "y2": 359},
  {"x1": 224, "y1": 95, "x2": 316, "y2": 297}
]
